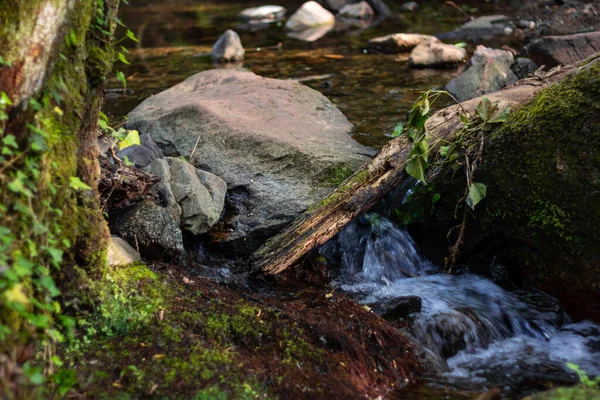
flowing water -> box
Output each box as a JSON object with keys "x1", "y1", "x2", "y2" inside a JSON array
[{"x1": 323, "y1": 214, "x2": 600, "y2": 397}]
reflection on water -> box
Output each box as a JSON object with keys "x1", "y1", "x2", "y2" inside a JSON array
[{"x1": 106, "y1": 0, "x2": 512, "y2": 148}]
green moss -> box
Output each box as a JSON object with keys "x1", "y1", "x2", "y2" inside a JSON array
[
  {"x1": 523, "y1": 386, "x2": 600, "y2": 400},
  {"x1": 307, "y1": 169, "x2": 370, "y2": 213},
  {"x1": 317, "y1": 163, "x2": 355, "y2": 187},
  {"x1": 484, "y1": 62, "x2": 600, "y2": 256}
]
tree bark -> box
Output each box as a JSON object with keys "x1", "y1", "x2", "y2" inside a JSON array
[{"x1": 252, "y1": 63, "x2": 579, "y2": 275}]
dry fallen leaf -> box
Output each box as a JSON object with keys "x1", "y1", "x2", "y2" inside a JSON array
[
  {"x1": 152, "y1": 354, "x2": 165, "y2": 359},
  {"x1": 158, "y1": 309, "x2": 165, "y2": 321},
  {"x1": 324, "y1": 54, "x2": 344, "y2": 59}
]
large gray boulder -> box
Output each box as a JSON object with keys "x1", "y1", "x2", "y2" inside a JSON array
[
  {"x1": 211, "y1": 30, "x2": 245, "y2": 62},
  {"x1": 526, "y1": 31, "x2": 600, "y2": 69},
  {"x1": 445, "y1": 46, "x2": 519, "y2": 102},
  {"x1": 127, "y1": 69, "x2": 374, "y2": 254}
]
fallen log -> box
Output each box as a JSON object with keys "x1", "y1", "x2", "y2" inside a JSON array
[{"x1": 252, "y1": 61, "x2": 582, "y2": 275}]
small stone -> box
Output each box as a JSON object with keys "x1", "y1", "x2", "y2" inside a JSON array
[
  {"x1": 338, "y1": 1, "x2": 374, "y2": 21},
  {"x1": 211, "y1": 30, "x2": 245, "y2": 62},
  {"x1": 107, "y1": 236, "x2": 141, "y2": 266},
  {"x1": 401, "y1": 1, "x2": 418, "y2": 11},
  {"x1": 409, "y1": 41, "x2": 467, "y2": 68},
  {"x1": 238, "y1": 5, "x2": 286, "y2": 22},
  {"x1": 518, "y1": 19, "x2": 536, "y2": 30},
  {"x1": 286, "y1": 1, "x2": 335, "y2": 31},
  {"x1": 367, "y1": 33, "x2": 439, "y2": 54}
]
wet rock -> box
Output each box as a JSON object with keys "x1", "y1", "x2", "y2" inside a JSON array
[
  {"x1": 287, "y1": 25, "x2": 333, "y2": 41},
  {"x1": 286, "y1": 1, "x2": 335, "y2": 32},
  {"x1": 111, "y1": 200, "x2": 185, "y2": 262},
  {"x1": 148, "y1": 158, "x2": 227, "y2": 236},
  {"x1": 211, "y1": 30, "x2": 245, "y2": 62},
  {"x1": 238, "y1": 5, "x2": 286, "y2": 22},
  {"x1": 437, "y1": 15, "x2": 512, "y2": 42},
  {"x1": 401, "y1": 1, "x2": 418, "y2": 12},
  {"x1": 372, "y1": 296, "x2": 422, "y2": 321},
  {"x1": 511, "y1": 57, "x2": 538, "y2": 79},
  {"x1": 318, "y1": 0, "x2": 390, "y2": 18},
  {"x1": 116, "y1": 133, "x2": 163, "y2": 168},
  {"x1": 409, "y1": 41, "x2": 467, "y2": 68},
  {"x1": 517, "y1": 19, "x2": 535, "y2": 30},
  {"x1": 367, "y1": 33, "x2": 438, "y2": 54},
  {"x1": 338, "y1": 1, "x2": 374, "y2": 21},
  {"x1": 107, "y1": 236, "x2": 141, "y2": 266},
  {"x1": 445, "y1": 45, "x2": 518, "y2": 102},
  {"x1": 127, "y1": 69, "x2": 373, "y2": 255},
  {"x1": 526, "y1": 31, "x2": 600, "y2": 68}
]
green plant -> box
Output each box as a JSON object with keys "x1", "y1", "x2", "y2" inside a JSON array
[
  {"x1": 396, "y1": 91, "x2": 510, "y2": 267},
  {"x1": 567, "y1": 363, "x2": 600, "y2": 388}
]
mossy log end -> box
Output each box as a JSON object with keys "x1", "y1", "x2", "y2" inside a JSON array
[{"x1": 252, "y1": 59, "x2": 589, "y2": 276}]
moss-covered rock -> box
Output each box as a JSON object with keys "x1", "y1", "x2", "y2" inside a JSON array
[{"x1": 415, "y1": 59, "x2": 600, "y2": 321}]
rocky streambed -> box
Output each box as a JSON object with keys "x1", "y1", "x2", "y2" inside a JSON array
[{"x1": 98, "y1": 0, "x2": 600, "y2": 398}]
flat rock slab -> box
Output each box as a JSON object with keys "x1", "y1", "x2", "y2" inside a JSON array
[
  {"x1": 437, "y1": 15, "x2": 512, "y2": 42},
  {"x1": 127, "y1": 69, "x2": 373, "y2": 254},
  {"x1": 107, "y1": 236, "x2": 141, "y2": 266},
  {"x1": 526, "y1": 31, "x2": 600, "y2": 68},
  {"x1": 368, "y1": 33, "x2": 439, "y2": 54}
]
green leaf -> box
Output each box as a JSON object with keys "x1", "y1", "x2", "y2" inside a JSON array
[
  {"x1": 439, "y1": 146, "x2": 449, "y2": 158},
  {"x1": 488, "y1": 107, "x2": 511, "y2": 124},
  {"x1": 23, "y1": 363, "x2": 44, "y2": 385},
  {"x1": 122, "y1": 156, "x2": 134, "y2": 166},
  {"x1": 459, "y1": 114, "x2": 469, "y2": 125},
  {"x1": 118, "y1": 52, "x2": 130, "y2": 65},
  {"x1": 454, "y1": 42, "x2": 467, "y2": 48},
  {"x1": 69, "y1": 176, "x2": 92, "y2": 191},
  {"x1": 475, "y1": 97, "x2": 497, "y2": 122},
  {"x1": 406, "y1": 156, "x2": 428, "y2": 183},
  {"x1": 126, "y1": 29, "x2": 139, "y2": 42},
  {"x1": 0, "y1": 91, "x2": 13, "y2": 106},
  {"x1": 2, "y1": 134, "x2": 17, "y2": 148},
  {"x1": 116, "y1": 71, "x2": 126, "y2": 89},
  {"x1": 391, "y1": 123, "x2": 404, "y2": 138},
  {"x1": 118, "y1": 130, "x2": 140, "y2": 149},
  {"x1": 8, "y1": 172, "x2": 34, "y2": 197},
  {"x1": 466, "y1": 182, "x2": 487, "y2": 209}
]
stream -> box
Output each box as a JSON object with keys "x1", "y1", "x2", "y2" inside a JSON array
[
  {"x1": 323, "y1": 214, "x2": 600, "y2": 397},
  {"x1": 109, "y1": 0, "x2": 600, "y2": 397}
]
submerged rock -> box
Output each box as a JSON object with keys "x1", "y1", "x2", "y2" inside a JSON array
[
  {"x1": 127, "y1": 69, "x2": 373, "y2": 255},
  {"x1": 285, "y1": 1, "x2": 335, "y2": 32},
  {"x1": 409, "y1": 41, "x2": 467, "y2": 68},
  {"x1": 367, "y1": 33, "x2": 438, "y2": 54},
  {"x1": 107, "y1": 236, "x2": 141, "y2": 266},
  {"x1": 373, "y1": 296, "x2": 422, "y2": 321},
  {"x1": 526, "y1": 31, "x2": 600, "y2": 68},
  {"x1": 211, "y1": 30, "x2": 245, "y2": 62},
  {"x1": 445, "y1": 45, "x2": 518, "y2": 102},
  {"x1": 318, "y1": 0, "x2": 391, "y2": 18},
  {"x1": 238, "y1": 5, "x2": 286, "y2": 22},
  {"x1": 338, "y1": 1, "x2": 374, "y2": 21},
  {"x1": 287, "y1": 25, "x2": 333, "y2": 41},
  {"x1": 437, "y1": 15, "x2": 512, "y2": 42}
]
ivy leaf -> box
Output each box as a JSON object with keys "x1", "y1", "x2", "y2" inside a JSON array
[
  {"x1": 8, "y1": 172, "x2": 34, "y2": 197},
  {"x1": 116, "y1": 71, "x2": 126, "y2": 89},
  {"x1": 475, "y1": 97, "x2": 497, "y2": 122},
  {"x1": 488, "y1": 107, "x2": 511, "y2": 124},
  {"x1": 118, "y1": 130, "x2": 140, "y2": 149},
  {"x1": 69, "y1": 177, "x2": 92, "y2": 191},
  {"x1": 459, "y1": 114, "x2": 469, "y2": 125},
  {"x1": 126, "y1": 29, "x2": 139, "y2": 42},
  {"x1": 118, "y1": 52, "x2": 130, "y2": 65},
  {"x1": 466, "y1": 182, "x2": 487, "y2": 209},
  {"x1": 454, "y1": 42, "x2": 467, "y2": 48},
  {"x1": 439, "y1": 146, "x2": 449, "y2": 158},
  {"x1": 2, "y1": 134, "x2": 18, "y2": 148},
  {"x1": 4, "y1": 283, "x2": 30, "y2": 304},
  {"x1": 406, "y1": 156, "x2": 428, "y2": 183},
  {"x1": 406, "y1": 141, "x2": 429, "y2": 182},
  {"x1": 391, "y1": 123, "x2": 404, "y2": 138}
]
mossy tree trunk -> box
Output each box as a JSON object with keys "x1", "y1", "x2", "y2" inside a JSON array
[{"x1": 0, "y1": 0, "x2": 119, "y2": 392}]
